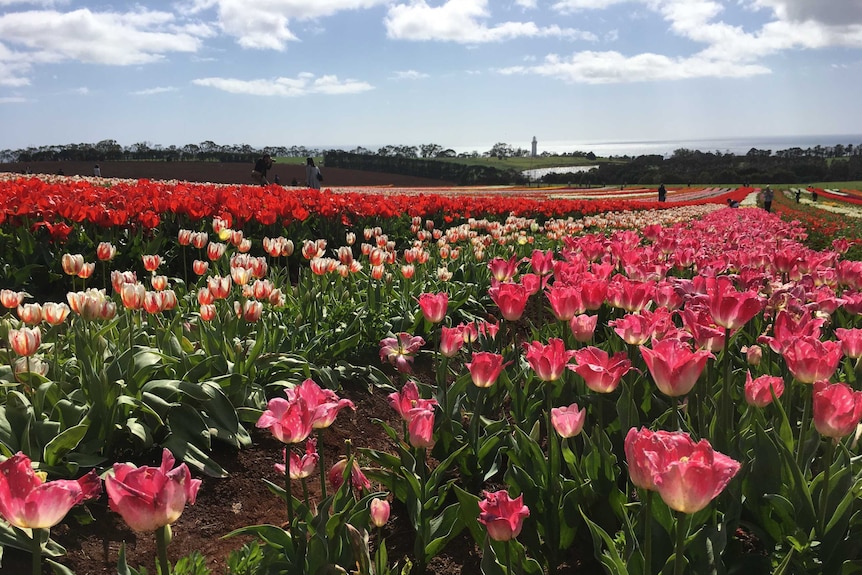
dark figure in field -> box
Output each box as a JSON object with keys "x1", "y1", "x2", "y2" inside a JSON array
[
  {"x1": 657, "y1": 183, "x2": 667, "y2": 202},
  {"x1": 811, "y1": 189, "x2": 818, "y2": 202},
  {"x1": 274, "y1": 174, "x2": 280, "y2": 185},
  {"x1": 93, "y1": 164, "x2": 101, "y2": 177},
  {"x1": 795, "y1": 189, "x2": 801, "y2": 203},
  {"x1": 762, "y1": 186, "x2": 774, "y2": 212},
  {"x1": 726, "y1": 198, "x2": 740, "y2": 208},
  {"x1": 251, "y1": 154, "x2": 273, "y2": 186},
  {"x1": 306, "y1": 157, "x2": 322, "y2": 190}
]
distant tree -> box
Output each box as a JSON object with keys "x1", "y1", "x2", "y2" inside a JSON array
[
  {"x1": 488, "y1": 142, "x2": 514, "y2": 159},
  {"x1": 437, "y1": 149, "x2": 456, "y2": 158},
  {"x1": 419, "y1": 143, "x2": 444, "y2": 158}
]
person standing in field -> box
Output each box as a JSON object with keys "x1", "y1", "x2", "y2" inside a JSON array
[
  {"x1": 93, "y1": 164, "x2": 101, "y2": 177},
  {"x1": 762, "y1": 185, "x2": 774, "y2": 212},
  {"x1": 657, "y1": 183, "x2": 667, "y2": 202},
  {"x1": 306, "y1": 157, "x2": 322, "y2": 189},
  {"x1": 251, "y1": 154, "x2": 273, "y2": 186}
]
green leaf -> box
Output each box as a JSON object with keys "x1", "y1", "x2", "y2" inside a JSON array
[
  {"x1": 580, "y1": 507, "x2": 629, "y2": 575},
  {"x1": 425, "y1": 502, "x2": 464, "y2": 559},
  {"x1": 42, "y1": 422, "x2": 89, "y2": 466}
]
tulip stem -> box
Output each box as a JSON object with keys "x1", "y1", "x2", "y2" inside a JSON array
[
  {"x1": 819, "y1": 439, "x2": 835, "y2": 534},
  {"x1": 505, "y1": 539, "x2": 512, "y2": 575},
  {"x1": 317, "y1": 429, "x2": 327, "y2": 500},
  {"x1": 156, "y1": 524, "x2": 171, "y2": 575},
  {"x1": 673, "y1": 511, "x2": 687, "y2": 575},
  {"x1": 796, "y1": 387, "x2": 811, "y2": 468},
  {"x1": 644, "y1": 490, "x2": 653, "y2": 575},
  {"x1": 285, "y1": 454, "x2": 294, "y2": 527},
  {"x1": 31, "y1": 527, "x2": 42, "y2": 575}
]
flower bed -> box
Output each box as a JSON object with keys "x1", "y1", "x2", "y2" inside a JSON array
[{"x1": 1, "y1": 175, "x2": 862, "y2": 574}]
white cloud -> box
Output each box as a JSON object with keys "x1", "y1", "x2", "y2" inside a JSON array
[
  {"x1": 131, "y1": 86, "x2": 179, "y2": 95},
  {"x1": 183, "y1": 0, "x2": 390, "y2": 50},
  {"x1": 193, "y1": 73, "x2": 374, "y2": 96},
  {"x1": 392, "y1": 70, "x2": 430, "y2": 79},
  {"x1": 0, "y1": 96, "x2": 27, "y2": 103},
  {"x1": 514, "y1": 0, "x2": 538, "y2": 9},
  {"x1": 385, "y1": 0, "x2": 597, "y2": 43},
  {"x1": 498, "y1": 50, "x2": 770, "y2": 83},
  {"x1": 552, "y1": 0, "x2": 631, "y2": 15},
  {"x1": 0, "y1": 9, "x2": 205, "y2": 66},
  {"x1": 71, "y1": 86, "x2": 88, "y2": 95}
]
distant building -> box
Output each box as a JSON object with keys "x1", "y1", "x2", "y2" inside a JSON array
[{"x1": 531, "y1": 136, "x2": 537, "y2": 157}]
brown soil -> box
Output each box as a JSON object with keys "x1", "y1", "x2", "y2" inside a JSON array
[{"x1": 0, "y1": 161, "x2": 456, "y2": 188}]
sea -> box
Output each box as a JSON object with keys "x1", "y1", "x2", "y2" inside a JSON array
[{"x1": 449, "y1": 134, "x2": 862, "y2": 158}]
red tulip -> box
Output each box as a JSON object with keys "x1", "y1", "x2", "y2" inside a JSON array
[
  {"x1": 192, "y1": 259, "x2": 209, "y2": 276},
  {"x1": 61, "y1": 253, "x2": 84, "y2": 276},
  {"x1": 488, "y1": 255, "x2": 521, "y2": 283},
  {"x1": 624, "y1": 427, "x2": 696, "y2": 491},
  {"x1": 466, "y1": 351, "x2": 510, "y2": 388},
  {"x1": 488, "y1": 282, "x2": 528, "y2": 321},
  {"x1": 813, "y1": 380, "x2": 862, "y2": 438},
  {"x1": 42, "y1": 302, "x2": 70, "y2": 325},
  {"x1": 388, "y1": 380, "x2": 437, "y2": 420},
  {"x1": 524, "y1": 338, "x2": 575, "y2": 382},
  {"x1": 16, "y1": 303, "x2": 42, "y2": 325},
  {"x1": 782, "y1": 336, "x2": 843, "y2": 384},
  {"x1": 199, "y1": 304, "x2": 216, "y2": 321},
  {"x1": 256, "y1": 396, "x2": 314, "y2": 444},
  {"x1": 106, "y1": 448, "x2": 201, "y2": 532},
  {"x1": 418, "y1": 292, "x2": 449, "y2": 324},
  {"x1": 0, "y1": 289, "x2": 24, "y2": 309},
  {"x1": 570, "y1": 346, "x2": 632, "y2": 393},
  {"x1": 0, "y1": 452, "x2": 101, "y2": 529},
  {"x1": 96, "y1": 241, "x2": 116, "y2": 262},
  {"x1": 477, "y1": 489, "x2": 530, "y2": 542},
  {"x1": 234, "y1": 299, "x2": 263, "y2": 322},
  {"x1": 744, "y1": 372, "x2": 784, "y2": 407},
  {"x1": 640, "y1": 338, "x2": 713, "y2": 397},
  {"x1": 529, "y1": 249, "x2": 554, "y2": 276},
  {"x1": 551, "y1": 403, "x2": 586, "y2": 438}
]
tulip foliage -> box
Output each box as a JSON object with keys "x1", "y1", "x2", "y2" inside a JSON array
[{"x1": 2, "y1": 175, "x2": 862, "y2": 573}]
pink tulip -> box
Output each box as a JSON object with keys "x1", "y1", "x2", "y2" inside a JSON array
[
  {"x1": 610, "y1": 312, "x2": 654, "y2": 346},
  {"x1": 388, "y1": 380, "x2": 437, "y2": 420},
  {"x1": 287, "y1": 378, "x2": 355, "y2": 429},
  {"x1": 546, "y1": 285, "x2": 585, "y2": 321},
  {"x1": 680, "y1": 306, "x2": 725, "y2": 352},
  {"x1": 407, "y1": 406, "x2": 435, "y2": 448},
  {"x1": 640, "y1": 338, "x2": 713, "y2": 397},
  {"x1": 759, "y1": 310, "x2": 824, "y2": 354},
  {"x1": 256, "y1": 396, "x2": 314, "y2": 444},
  {"x1": 742, "y1": 345, "x2": 763, "y2": 366},
  {"x1": 275, "y1": 438, "x2": 320, "y2": 479},
  {"x1": 488, "y1": 282, "x2": 529, "y2": 321},
  {"x1": 529, "y1": 249, "x2": 555, "y2": 276},
  {"x1": 706, "y1": 276, "x2": 762, "y2": 331},
  {"x1": 439, "y1": 326, "x2": 464, "y2": 357},
  {"x1": 624, "y1": 427, "x2": 697, "y2": 491},
  {"x1": 466, "y1": 351, "x2": 510, "y2": 388},
  {"x1": 836, "y1": 328, "x2": 862, "y2": 359},
  {"x1": 782, "y1": 336, "x2": 843, "y2": 384},
  {"x1": 328, "y1": 459, "x2": 371, "y2": 492},
  {"x1": 744, "y1": 372, "x2": 784, "y2": 407},
  {"x1": 478, "y1": 489, "x2": 530, "y2": 542},
  {"x1": 551, "y1": 403, "x2": 586, "y2": 438},
  {"x1": 569, "y1": 313, "x2": 598, "y2": 343},
  {"x1": 370, "y1": 497, "x2": 390, "y2": 527},
  {"x1": 652, "y1": 436, "x2": 741, "y2": 514},
  {"x1": 418, "y1": 292, "x2": 449, "y2": 324},
  {"x1": 379, "y1": 332, "x2": 425, "y2": 374},
  {"x1": 106, "y1": 448, "x2": 201, "y2": 532},
  {"x1": 570, "y1": 346, "x2": 632, "y2": 393},
  {"x1": 488, "y1": 255, "x2": 521, "y2": 283},
  {"x1": 524, "y1": 338, "x2": 575, "y2": 382},
  {"x1": 813, "y1": 380, "x2": 862, "y2": 438},
  {"x1": 579, "y1": 276, "x2": 608, "y2": 310},
  {"x1": 0, "y1": 452, "x2": 101, "y2": 529}
]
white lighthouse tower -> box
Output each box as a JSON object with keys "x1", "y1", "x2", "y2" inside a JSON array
[{"x1": 531, "y1": 136, "x2": 537, "y2": 157}]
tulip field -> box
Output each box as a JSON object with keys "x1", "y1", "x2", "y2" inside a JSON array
[{"x1": 2, "y1": 172, "x2": 862, "y2": 575}]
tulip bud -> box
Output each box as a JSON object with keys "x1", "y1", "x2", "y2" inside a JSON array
[{"x1": 370, "y1": 498, "x2": 390, "y2": 528}]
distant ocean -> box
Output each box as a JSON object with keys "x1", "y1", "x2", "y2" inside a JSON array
[{"x1": 450, "y1": 134, "x2": 862, "y2": 158}]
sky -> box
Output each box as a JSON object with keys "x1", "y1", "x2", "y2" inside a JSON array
[{"x1": 1, "y1": 0, "x2": 862, "y2": 155}]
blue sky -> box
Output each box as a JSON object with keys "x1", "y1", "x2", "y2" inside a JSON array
[{"x1": 1, "y1": 0, "x2": 861, "y2": 154}]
